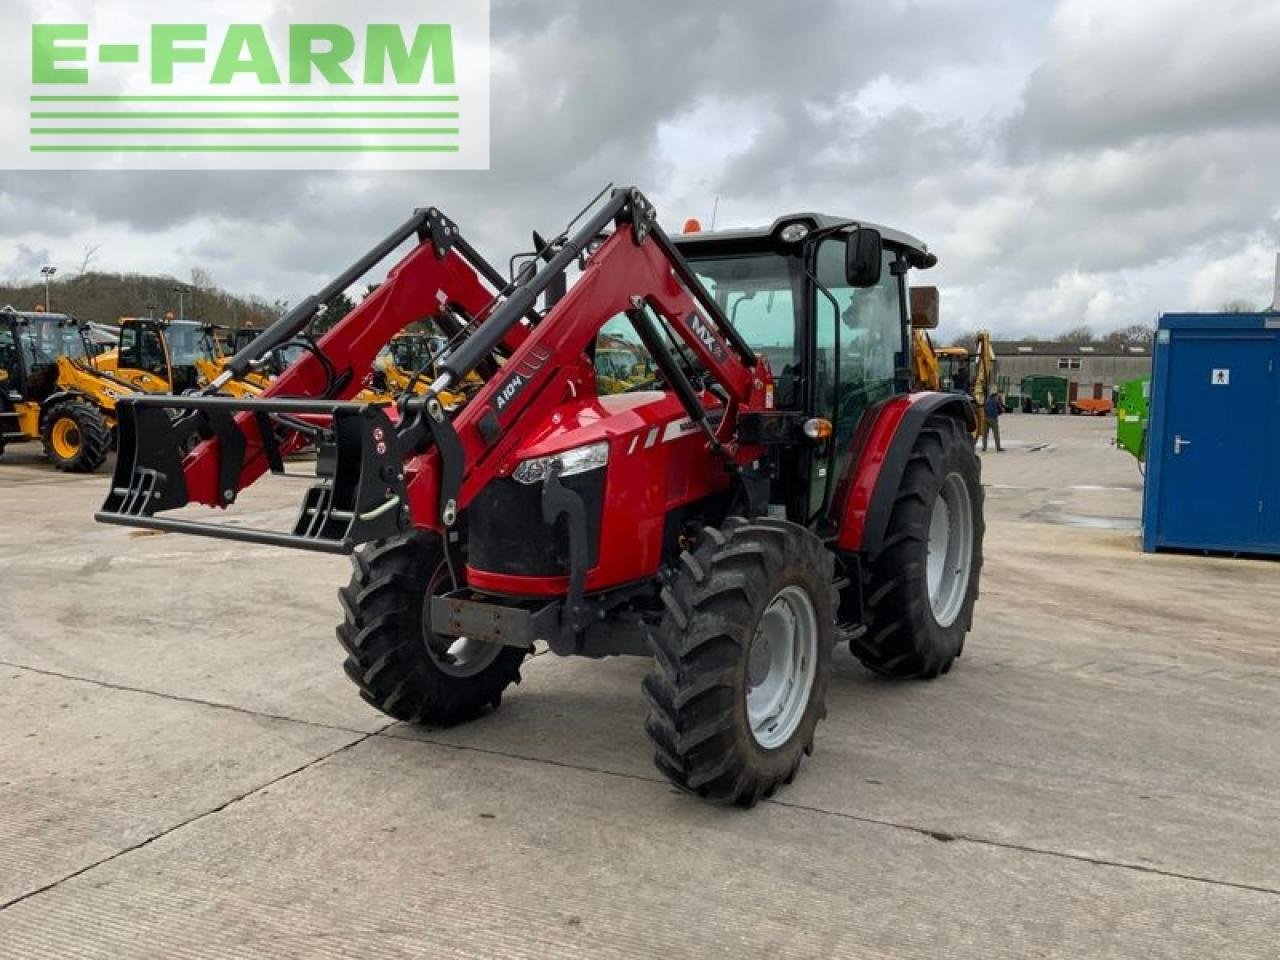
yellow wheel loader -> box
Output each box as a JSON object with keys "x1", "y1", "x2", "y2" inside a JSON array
[
  {"x1": 97, "y1": 318, "x2": 263, "y2": 398},
  {"x1": 0, "y1": 308, "x2": 134, "y2": 473},
  {"x1": 373, "y1": 333, "x2": 473, "y2": 410}
]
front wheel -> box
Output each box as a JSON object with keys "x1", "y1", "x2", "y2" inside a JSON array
[
  {"x1": 643, "y1": 518, "x2": 836, "y2": 806},
  {"x1": 337, "y1": 533, "x2": 527, "y2": 726},
  {"x1": 852, "y1": 414, "x2": 984, "y2": 679},
  {"x1": 41, "y1": 398, "x2": 110, "y2": 473}
]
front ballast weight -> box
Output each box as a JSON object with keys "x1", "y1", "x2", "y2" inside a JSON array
[{"x1": 97, "y1": 394, "x2": 412, "y2": 554}]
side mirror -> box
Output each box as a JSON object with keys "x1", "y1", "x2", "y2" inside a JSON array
[
  {"x1": 910, "y1": 286, "x2": 940, "y2": 329},
  {"x1": 846, "y1": 227, "x2": 883, "y2": 288}
]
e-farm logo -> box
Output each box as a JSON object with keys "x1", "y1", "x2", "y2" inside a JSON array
[{"x1": 5, "y1": 1, "x2": 489, "y2": 170}]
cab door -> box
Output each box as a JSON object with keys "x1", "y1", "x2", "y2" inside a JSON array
[
  {"x1": 810, "y1": 238, "x2": 902, "y2": 518},
  {"x1": 118, "y1": 321, "x2": 172, "y2": 391},
  {"x1": 0, "y1": 321, "x2": 24, "y2": 435}
]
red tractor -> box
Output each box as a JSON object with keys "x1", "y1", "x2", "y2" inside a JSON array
[{"x1": 99, "y1": 188, "x2": 983, "y2": 806}]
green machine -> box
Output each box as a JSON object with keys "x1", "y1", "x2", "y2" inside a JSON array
[
  {"x1": 1019, "y1": 374, "x2": 1068, "y2": 414},
  {"x1": 1115, "y1": 376, "x2": 1150, "y2": 462}
]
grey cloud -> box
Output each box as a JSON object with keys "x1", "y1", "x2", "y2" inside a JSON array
[
  {"x1": 0, "y1": 0, "x2": 1276, "y2": 339},
  {"x1": 1008, "y1": 0, "x2": 1280, "y2": 154}
]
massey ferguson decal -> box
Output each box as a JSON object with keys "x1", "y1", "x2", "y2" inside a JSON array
[{"x1": 683, "y1": 311, "x2": 727, "y2": 363}]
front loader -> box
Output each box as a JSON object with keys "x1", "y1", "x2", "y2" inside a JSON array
[
  {"x1": 98, "y1": 188, "x2": 984, "y2": 806},
  {"x1": 0, "y1": 308, "x2": 133, "y2": 472}
]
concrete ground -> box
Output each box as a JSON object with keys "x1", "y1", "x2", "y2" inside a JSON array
[{"x1": 1, "y1": 414, "x2": 1278, "y2": 958}]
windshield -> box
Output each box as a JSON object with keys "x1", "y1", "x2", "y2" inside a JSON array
[
  {"x1": 689, "y1": 251, "x2": 804, "y2": 406},
  {"x1": 391, "y1": 337, "x2": 433, "y2": 372},
  {"x1": 18, "y1": 317, "x2": 89, "y2": 371},
  {"x1": 165, "y1": 324, "x2": 203, "y2": 367}
]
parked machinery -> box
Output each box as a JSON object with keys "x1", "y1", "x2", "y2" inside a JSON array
[
  {"x1": 1115, "y1": 376, "x2": 1150, "y2": 462},
  {"x1": 0, "y1": 308, "x2": 132, "y2": 472},
  {"x1": 98, "y1": 318, "x2": 263, "y2": 399},
  {"x1": 372, "y1": 332, "x2": 473, "y2": 410},
  {"x1": 98, "y1": 189, "x2": 985, "y2": 805},
  {"x1": 1020, "y1": 374, "x2": 1068, "y2": 414},
  {"x1": 910, "y1": 303, "x2": 993, "y2": 434}
]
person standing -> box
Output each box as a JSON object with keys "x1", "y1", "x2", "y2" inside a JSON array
[{"x1": 982, "y1": 391, "x2": 1003, "y2": 453}]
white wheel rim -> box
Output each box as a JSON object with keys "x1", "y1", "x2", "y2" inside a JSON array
[
  {"x1": 926, "y1": 473, "x2": 975, "y2": 628},
  {"x1": 421, "y1": 562, "x2": 503, "y2": 678},
  {"x1": 746, "y1": 585, "x2": 819, "y2": 749}
]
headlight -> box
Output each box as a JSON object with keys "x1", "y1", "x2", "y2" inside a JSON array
[
  {"x1": 512, "y1": 440, "x2": 609, "y2": 485},
  {"x1": 779, "y1": 222, "x2": 811, "y2": 244}
]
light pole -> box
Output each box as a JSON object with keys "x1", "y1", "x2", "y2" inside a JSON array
[
  {"x1": 173, "y1": 286, "x2": 186, "y2": 322},
  {"x1": 40, "y1": 265, "x2": 56, "y2": 311}
]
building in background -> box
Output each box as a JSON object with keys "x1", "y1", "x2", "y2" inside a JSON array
[{"x1": 992, "y1": 340, "x2": 1153, "y2": 403}]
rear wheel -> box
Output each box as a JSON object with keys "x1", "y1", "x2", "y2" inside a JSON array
[
  {"x1": 852, "y1": 414, "x2": 984, "y2": 679},
  {"x1": 337, "y1": 532, "x2": 527, "y2": 726},
  {"x1": 643, "y1": 518, "x2": 835, "y2": 806},
  {"x1": 41, "y1": 398, "x2": 110, "y2": 473}
]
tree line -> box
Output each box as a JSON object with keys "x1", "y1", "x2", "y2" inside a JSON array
[{"x1": 0, "y1": 269, "x2": 285, "y2": 329}]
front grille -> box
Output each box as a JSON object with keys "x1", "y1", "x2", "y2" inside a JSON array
[{"x1": 468, "y1": 472, "x2": 604, "y2": 577}]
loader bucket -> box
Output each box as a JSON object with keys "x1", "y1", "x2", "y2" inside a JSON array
[{"x1": 97, "y1": 394, "x2": 411, "y2": 554}]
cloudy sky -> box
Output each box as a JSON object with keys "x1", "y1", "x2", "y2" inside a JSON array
[{"x1": 1, "y1": 0, "x2": 1278, "y2": 339}]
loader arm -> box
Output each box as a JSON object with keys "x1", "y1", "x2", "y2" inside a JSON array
[
  {"x1": 165, "y1": 214, "x2": 532, "y2": 508},
  {"x1": 99, "y1": 187, "x2": 771, "y2": 554},
  {"x1": 400, "y1": 215, "x2": 769, "y2": 528}
]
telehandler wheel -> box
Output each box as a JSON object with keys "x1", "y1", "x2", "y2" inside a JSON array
[
  {"x1": 337, "y1": 532, "x2": 527, "y2": 726},
  {"x1": 643, "y1": 518, "x2": 836, "y2": 807},
  {"x1": 40, "y1": 398, "x2": 111, "y2": 473},
  {"x1": 852, "y1": 413, "x2": 984, "y2": 679}
]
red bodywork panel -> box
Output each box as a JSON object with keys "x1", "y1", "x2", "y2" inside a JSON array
[
  {"x1": 174, "y1": 223, "x2": 772, "y2": 596},
  {"x1": 465, "y1": 389, "x2": 729, "y2": 595},
  {"x1": 832, "y1": 392, "x2": 940, "y2": 553}
]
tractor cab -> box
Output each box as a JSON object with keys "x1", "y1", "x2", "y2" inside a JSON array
[
  {"x1": 0, "y1": 309, "x2": 94, "y2": 404},
  {"x1": 388, "y1": 333, "x2": 434, "y2": 374},
  {"x1": 114, "y1": 318, "x2": 220, "y2": 394},
  {"x1": 659, "y1": 214, "x2": 937, "y2": 523},
  {"x1": 936, "y1": 346, "x2": 972, "y2": 392}
]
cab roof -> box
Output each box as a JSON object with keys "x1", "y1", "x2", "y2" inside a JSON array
[
  {"x1": 673, "y1": 213, "x2": 935, "y2": 269},
  {"x1": 1, "y1": 306, "x2": 77, "y2": 323}
]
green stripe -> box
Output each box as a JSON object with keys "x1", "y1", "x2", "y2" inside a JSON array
[
  {"x1": 31, "y1": 111, "x2": 459, "y2": 119},
  {"x1": 30, "y1": 144, "x2": 462, "y2": 153},
  {"x1": 31, "y1": 95, "x2": 459, "y2": 102},
  {"x1": 32, "y1": 127, "x2": 460, "y2": 136}
]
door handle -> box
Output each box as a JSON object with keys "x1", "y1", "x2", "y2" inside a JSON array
[{"x1": 1174, "y1": 434, "x2": 1191, "y2": 454}]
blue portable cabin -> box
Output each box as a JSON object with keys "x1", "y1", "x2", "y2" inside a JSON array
[{"x1": 1142, "y1": 311, "x2": 1280, "y2": 556}]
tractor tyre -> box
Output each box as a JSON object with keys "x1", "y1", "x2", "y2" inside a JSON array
[
  {"x1": 337, "y1": 532, "x2": 527, "y2": 726},
  {"x1": 643, "y1": 518, "x2": 836, "y2": 806},
  {"x1": 852, "y1": 413, "x2": 984, "y2": 679},
  {"x1": 40, "y1": 398, "x2": 111, "y2": 473}
]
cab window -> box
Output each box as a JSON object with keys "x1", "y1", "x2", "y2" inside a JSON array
[
  {"x1": 121, "y1": 325, "x2": 168, "y2": 377},
  {"x1": 0, "y1": 324, "x2": 18, "y2": 385},
  {"x1": 813, "y1": 240, "x2": 902, "y2": 448},
  {"x1": 692, "y1": 253, "x2": 804, "y2": 407}
]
